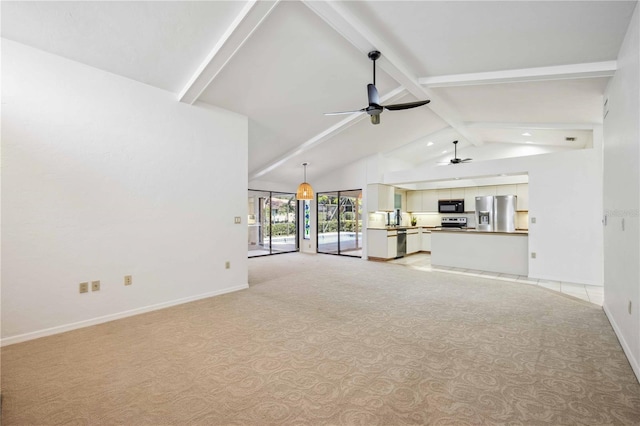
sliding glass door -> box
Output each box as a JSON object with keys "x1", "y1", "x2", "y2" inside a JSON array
[
  {"x1": 248, "y1": 190, "x2": 297, "y2": 257},
  {"x1": 317, "y1": 189, "x2": 362, "y2": 257}
]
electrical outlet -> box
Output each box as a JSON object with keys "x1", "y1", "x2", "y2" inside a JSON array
[
  {"x1": 225, "y1": 261, "x2": 230, "y2": 269},
  {"x1": 91, "y1": 280, "x2": 100, "y2": 291},
  {"x1": 124, "y1": 275, "x2": 132, "y2": 286},
  {"x1": 629, "y1": 301, "x2": 632, "y2": 315},
  {"x1": 79, "y1": 282, "x2": 89, "y2": 293},
  {"x1": 531, "y1": 217, "x2": 536, "y2": 224},
  {"x1": 531, "y1": 252, "x2": 536, "y2": 259},
  {"x1": 234, "y1": 216, "x2": 241, "y2": 224}
]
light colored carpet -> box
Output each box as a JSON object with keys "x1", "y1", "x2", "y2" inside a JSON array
[{"x1": 2, "y1": 253, "x2": 639, "y2": 425}]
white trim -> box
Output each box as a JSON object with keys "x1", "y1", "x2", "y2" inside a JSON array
[
  {"x1": 603, "y1": 303, "x2": 640, "y2": 383},
  {"x1": 0, "y1": 284, "x2": 249, "y2": 347},
  {"x1": 419, "y1": 61, "x2": 617, "y2": 88}
]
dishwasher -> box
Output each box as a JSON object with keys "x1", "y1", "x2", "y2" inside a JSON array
[{"x1": 396, "y1": 228, "x2": 407, "y2": 258}]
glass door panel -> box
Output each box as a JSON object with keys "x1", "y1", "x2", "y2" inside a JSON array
[
  {"x1": 317, "y1": 190, "x2": 361, "y2": 257},
  {"x1": 248, "y1": 190, "x2": 297, "y2": 257},
  {"x1": 270, "y1": 193, "x2": 297, "y2": 254},
  {"x1": 338, "y1": 190, "x2": 363, "y2": 257},
  {"x1": 317, "y1": 192, "x2": 339, "y2": 254}
]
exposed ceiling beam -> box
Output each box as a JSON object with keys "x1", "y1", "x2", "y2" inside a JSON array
[
  {"x1": 465, "y1": 122, "x2": 597, "y2": 130},
  {"x1": 250, "y1": 87, "x2": 407, "y2": 180},
  {"x1": 302, "y1": 0, "x2": 483, "y2": 147},
  {"x1": 178, "y1": 0, "x2": 279, "y2": 104},
  {"x1": 419, "y1": 61, "x2": 617, "y2": 88}
]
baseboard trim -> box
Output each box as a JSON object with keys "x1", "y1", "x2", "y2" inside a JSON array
[
  {"x1": 1, "y1": 284, "x2": 249, "y2": 347},
  {"x1": 603, "y1": 303, "x2": 640, "y2": 383}
]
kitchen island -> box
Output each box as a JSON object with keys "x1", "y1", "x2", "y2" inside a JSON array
[{"x1": 431, "y1": 229, "x2": 528, "y2": 276}]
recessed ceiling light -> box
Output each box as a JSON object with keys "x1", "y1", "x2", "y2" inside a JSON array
[
  {"x1": 426, "y1": 141, "x2": 434, "y2": 146},
  {"x1": 442, "y1": 150, "x2": 447, "y2": 154},
  {"x1": 522, "y1": 132, "x2": 532, "y2": 137},
  {"x1": 525, "y1": 141, "x2": 533, "y2": 144}
]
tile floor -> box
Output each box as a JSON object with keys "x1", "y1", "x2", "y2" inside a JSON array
[{"x1": 389, "y1": 253, "x2": 603, "y2": 306}]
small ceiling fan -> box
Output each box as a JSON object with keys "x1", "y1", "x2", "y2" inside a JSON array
[
  {"x1": 444, "y1": 140, "x2": 472, "y2": 165},
  {"x1": 324, "y1": 50, "x2": 431, "y2": 125}
]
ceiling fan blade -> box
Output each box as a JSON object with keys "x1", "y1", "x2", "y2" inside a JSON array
[
  {"x1": 367, "y1": 84, "x2": 380, "y2": 105},
  {"x1": 324, "y1": 108, "x2": 366, "y2": 116},
  {"x1": 461, "y1": 158, "x2": 473, "y2": 162},
  {"x1": 383, "y1": 100, "x2": 430, "y2": 111}
]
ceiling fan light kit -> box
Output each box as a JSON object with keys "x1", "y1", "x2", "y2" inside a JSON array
[{"x1": 324, "y1": 51, "x2": 431, "y2": 125}]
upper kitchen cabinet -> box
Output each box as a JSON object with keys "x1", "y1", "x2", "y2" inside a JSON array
[
  {"x1": 464, "y1": 187, "x2": 478, "y2": 212},
  {"x1": 496, "y1": 184, "x2": 517, "y2": 196},
  {"x1": 407, "y1": 191, "x2": 422, "y2": 212},
  {"x1": 516, "y1": 183, "x2": 529, "y2": 211},
  {"x1": 450, "y1": 188, "x2": 465, "y2": 200},
  {"x1": 407, "y1": 190, "x2": 438, "y2": 212},
  {"x1": 367, "y1": 184, "x2": 395, "y2": 212},
  {"x1": 437, "y1": 188, "x2": 451, "y2": 200},
  {"x1": 423, "y1": 190, "x2": 438, "y2": 211},
  {"x1": 476, "y1": 185, "x2": 497, "y2": 196}
]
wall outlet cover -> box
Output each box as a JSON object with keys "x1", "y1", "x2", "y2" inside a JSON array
[
  {"x1": 91, "y1": 280, "x2": 100, "y2": 291},
  {"x1": 79, "y1": 282, "x2": 89, "y2": 293}
]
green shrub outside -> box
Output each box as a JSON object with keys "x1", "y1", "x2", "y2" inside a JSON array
[{"x1": 268, "y1": 220, "x2": 362, "y2": 236}]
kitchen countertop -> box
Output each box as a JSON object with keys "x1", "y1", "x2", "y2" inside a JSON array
[
  {"x1": 431, "y1": 228, "x2": 528, "y2": 235},
  {"x1": 367, "y1": 226, "x2": 421, "y2": 230}
]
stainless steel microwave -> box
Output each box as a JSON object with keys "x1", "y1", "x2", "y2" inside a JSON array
[{"x1": 438, "y1": 199, "x2": 465, "y2": 213}]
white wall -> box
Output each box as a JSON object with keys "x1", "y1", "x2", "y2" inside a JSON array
[
  {"x1": 1, "y1": 40, "x2": 249, "y2": 344},
  {"x1": 602, "y1": 3, "x2": 640, "y2": 381},
  {"x1": 385, "y1": 145, "x2": 604, "y2": 286}
]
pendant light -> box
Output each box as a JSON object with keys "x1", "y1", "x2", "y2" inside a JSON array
[{"x1": 296, "y1": 162, "x2": 314, "y2": 200}]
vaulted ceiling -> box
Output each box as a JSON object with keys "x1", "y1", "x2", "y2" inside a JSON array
[{"x1": 2, "y1": 1, "x2": 636, "y2": 187}]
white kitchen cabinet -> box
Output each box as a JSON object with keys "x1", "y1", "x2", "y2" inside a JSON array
[
  {"x1": 407, "y1": 230, "x2": 420, "y2": 254},
  {"x1": 387, "y1": 235, "x2": 398, "y2": 258},
  {"x1": 477, "y1": 185, "x2": 497, "y2": 196},
  {"x1": 516, "y1": 183, "x2": 529, "y2": 211},
  {"x1": 422, "y1": 190, "x2": 438, "y2": 212},
  {"x1": 496, "y1": 184, "x2": 517, "y2": 196},
  {"x1": 437, "y1": 188, "x2": 451, "y2": 200},
  {"x1": 464, "y1": 187, "x2": 478, "y2": 212},
  {"x1": 450, "y1": 188, "x2": 465, "y2": 200},
  {"x1": 407, "y1": 191, "x2": 422, "y2": 212},
  {"x1": 421, "y1": 230, "x2": 431, "y2": 251},
  {"x1": 367, "y1": 184, "x2": 395, "y2": 212},
  {"x1": 407, "y1": 190, "x2": 438, "y2": 212},
  {"x1": 367, "y1": 229, "x2": 397, "y2": 259}
]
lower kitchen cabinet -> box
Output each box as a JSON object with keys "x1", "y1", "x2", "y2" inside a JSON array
[
  {"x1": 407, "y1": 230, "x2": 420, "y2": 254},
  {"x1": 421, "y1": 230, "x2": 431, "y2": 251},
  {"x1": 367, "y1": 229, "x2": 397, "y2": 259}
]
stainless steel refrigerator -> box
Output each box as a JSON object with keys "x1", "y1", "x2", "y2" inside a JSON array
[{"x1": 475, "y1": 195, "x2": 517, "y2": 232}]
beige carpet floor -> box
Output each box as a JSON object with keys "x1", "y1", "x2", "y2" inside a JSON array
[{"x1": 2, "y1": 253, "x2": 640, "y2": 425}]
